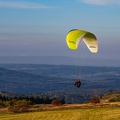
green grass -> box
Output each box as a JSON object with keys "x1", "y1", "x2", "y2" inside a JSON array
[{"x1": 0, "y1": 107, "x2": 120, "y2": 120}]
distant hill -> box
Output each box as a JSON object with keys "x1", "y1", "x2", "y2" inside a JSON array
[
  {"x1": 0, "y1": 67, "x2": 46, "y2": 92},
  {"x1": 0, "y1": 64, "x2": 120, "y2": 103}
]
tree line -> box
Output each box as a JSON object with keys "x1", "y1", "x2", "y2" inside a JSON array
[
  {"x1": 0, "y1": 94, "x2": 65, "y2": 113},
  {"x1": 0, "y1": 94, "x2": 65, "y2": 106}
]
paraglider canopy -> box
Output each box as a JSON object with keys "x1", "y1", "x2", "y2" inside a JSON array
[
  {"x1": 66, "y1": 29, "x2": 98, "y2": 53},
  {"x1": 66, "y1": 29, "x2": 98, "y2": 88}
]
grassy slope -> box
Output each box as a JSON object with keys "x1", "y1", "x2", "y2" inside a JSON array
[
  {"x1": 0, "y1": 93, "x2": 120, "y2": 120},
  {"x1": 0, "y1": 107, "x2": 120, "y2": 120}
]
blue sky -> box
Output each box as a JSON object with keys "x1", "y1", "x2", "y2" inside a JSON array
[{"x1": 0, "y1": 0, "x2": 120, "y2": 66}]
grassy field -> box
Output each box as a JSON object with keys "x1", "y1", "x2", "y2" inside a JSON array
[{"x1": 0, "y1": 107, "x2": 120, "y2": 120}]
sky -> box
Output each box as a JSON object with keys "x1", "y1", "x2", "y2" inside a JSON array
[{"x1": 0, "y1": 0, "x2": 120, "y2": 66}]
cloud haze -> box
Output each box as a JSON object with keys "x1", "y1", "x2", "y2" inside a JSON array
[
  {"x1": 0, "y1": 1, "x2": 55, "y2": 9},
  {"x1": 80, "y1": 0, "x2": 120, "y2": 5}
]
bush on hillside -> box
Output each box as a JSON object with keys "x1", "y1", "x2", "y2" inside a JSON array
[
  {"x1": 51, "y1": 99, "x2": 63, "y2": 106},
  {"x1": 91, "y1": 97, "x2": 100, "y2": 103},
  {"x1": 8, "y1": 100, "x2": 31, "y2": 113},
  {"x1": 109, "y1": 95, "x2": 120, "y2": 102}
]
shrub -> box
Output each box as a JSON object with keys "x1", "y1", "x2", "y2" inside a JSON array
[
  {"x1": 109, "y1": 98, "x2": 116, "y2": 102},
  {"x1": 8, "y1": 100, "x2": 31, "y2": 113},
  {"x1": 0, "y1": 100, "x2": 5, "y2": 108},
  {"x1": 51, "y1": 99, "x2": 63, "y2": 106},
  {"x1": 109, "y1": 96, "x2": 120, "y2": 102},
  {"x1": 91, "y1": 97, "x2": 100, "y2": 103}
]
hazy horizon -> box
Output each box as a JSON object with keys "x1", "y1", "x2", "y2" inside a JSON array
[{"x1": 0, "y1": 56, "x2": 119, "y2": 67}]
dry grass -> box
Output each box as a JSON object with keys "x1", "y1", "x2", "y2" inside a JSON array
[
  {"x1": 0, "y1": 107, "x2": 120, "y2": 120},
  {"x1": 0, "y1": 104, "x2": 120, "y2": 120},
  {"x1": 29, "y1": 102, "x2": 120, "y2": 112}
]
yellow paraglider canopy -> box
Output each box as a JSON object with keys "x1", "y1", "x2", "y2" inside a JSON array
[
  {"x1": 66, "y1": 29, "x2": 98, "y2": 53},
  {"x1": 66, "y1": 29, "x2": 98, "y2": 88}
]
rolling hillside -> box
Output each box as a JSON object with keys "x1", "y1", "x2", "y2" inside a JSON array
[{"x1": 0, "y1": 64, "x2": 120, "y2": 103}]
